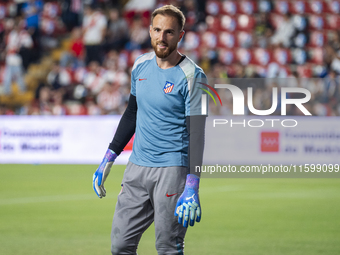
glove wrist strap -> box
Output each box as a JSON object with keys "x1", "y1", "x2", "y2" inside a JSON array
[
  {"x1": 186, "y1": 174, "x2": 200, "y2": 189},
  {"x1": 105, "y1": 149, "x2": 117, "y2": 162}
]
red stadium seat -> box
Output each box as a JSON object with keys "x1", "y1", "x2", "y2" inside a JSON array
[
  {"x1": 272, "y1": 48, "x2": 292, "y2": 65},
  {"x1": 201, "y1": 31, "x2": 218, "y2": 49},
  {"x1": 325, "y1": 0, "x2": 340, "y2": 14},
  {"x1": 236, "y1": 31, "x2": 253, "y2": 48},
  {"x1": 252, "y1": 48, "x2": 272, "y2": 66},
  {"x1": 308, "y1": 31, "x2": 327, "y2": 47},
  {"x1": 206, "y1": 15, "x2": 221, "y2": 32},
  {"x1": 206, "y1": 1, "x2": 221, "y2": 16},
  {"x1": 221, "y1": 0, "x2": 238, "y2": 16},
  {"x1": 327, "y1": 15, "x2": 340, "y2": 30},
  {"x1": 291, "y1": 48, "x2": 307, "y2": 65},
  {"x1": 257, "y1": 0, "x2": 272, "y2": 13},
  {"x1": 220, "y1": 15, "x2": 237, "y2": 32},
  {"x1": 306, "y1": 0, "x2": 325, "y2": 14},
  {"x1": 183, "y1": 31, "x2": 201, "y2": 50},
  {"x1": 265, "y1": 62, "x2": 279, "y2": 77},
  {"x1": 218, "y1": 48, "x2": 235, "y2": 65},
  {"x1": 308, "y1": 15, "x2": 326, "y2": 30},
  {"x1": 307, "y1": 47, "x2": 324, "y2": 65},
  {"x1": 290, "y1": 1, "x2": 306, "y2": 14},
  {"x1": 236, "y1": 14, "x2": 255, "y2": 31},
  {"x1": 140, "y1": 10, "x2": 151, "y2": 27},
  {"x1": 237, "y1": 1, "x2": 256, "y2": 15},
  {"x1": 218, "y1": 32, "x2": 236, "y2": 48},
  {"x1": 296, "y1": 64, "x2": 313, "y2": 78},
  {"x1": 236, "y1": 48, "x2": 253, "y2": 65},
  {"x1": 269, "y1": 13, "x2": 285, "y2": 29},
  {"x1": 273, "y1": 0, "x2": 289, "y2": 14}
]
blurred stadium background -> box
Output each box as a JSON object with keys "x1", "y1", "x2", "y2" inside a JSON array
[
  {"x1": 0, "y1": 0, "x2": 340, "y2": 254},
  {"x1": 0, "y1": 0, "x2": 339, "y2": 114}
]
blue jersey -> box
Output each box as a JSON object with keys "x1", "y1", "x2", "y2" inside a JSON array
[{"x1": 129, "y1": 52, "x2": 206, "y2": 167}]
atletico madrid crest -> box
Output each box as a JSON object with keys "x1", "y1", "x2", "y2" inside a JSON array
[{"x1": 163, "y1": 81, "x2": 174, "y2": 94}]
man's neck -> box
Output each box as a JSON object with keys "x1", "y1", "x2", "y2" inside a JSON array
[{"x1": 156, "y1": 50, "x2": 182, "y2": 69}]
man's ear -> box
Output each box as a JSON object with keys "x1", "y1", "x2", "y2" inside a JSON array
[{"x1": 179, "y1": 30, "x2": 185, "y2": 43}]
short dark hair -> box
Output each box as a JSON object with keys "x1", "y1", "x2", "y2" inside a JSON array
[{"x1": 151, "y1": 5, "x2": 185, "y2": 31}]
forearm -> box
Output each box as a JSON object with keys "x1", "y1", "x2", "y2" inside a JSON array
[
  {"x1": 109, "y1": 94, "x2": 137, "y2": 155},
  {"x1": 186, "y1": 115, "x2": 206, "y2": 178}
]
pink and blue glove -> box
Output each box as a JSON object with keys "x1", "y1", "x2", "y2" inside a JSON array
[
  {"x1": 175, "y1": 174, "x2": 201, "y2": 227},
  {"x1": 93, "y1": 149, "x2": 117, "y2": 198}
]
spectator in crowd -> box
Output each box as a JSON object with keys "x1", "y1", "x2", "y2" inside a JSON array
[
  {"x1": 36, "y1": 85, "x2": 52, "y2": 115},
  {"x1": 82, "y1": 4, "x2": 107, "y2": 65},
  {"x1": 103, "y1": 49, "x2": 118, "y2": 70},
  {"x1": 22, "y1": 0, "x2": 43, "y2": 46},
  {"x1": 125, "y1": 15, "x2": 149, "y2": 50},
  {"x1": 14, "y1": 0, "x2": 27, "y2": 17},
  {"x1": 105, "y1": 8, "x2": 129, "y2": 52},
  {"x1": 85, "y1": 96, "x2": 101, "y2": 115},
  {"x1": 180, "y1": 0, "x2": 199, "y2": 31},
  {"x1": 0, "y1": 103, "x2": 14, "y2": 115},
  {"x1": 255, "y1": 13, "x2": 274, "y2": 48},
  {"x1": 323, "y1": 70, "x2": 339, "y2": 104},
  {"x1": 83, "y1": 61, "x2": 106, "y2": 95},
  {"x1": 47, "y1": 62, "x2": 72, "y2": 91},
  {"x1": 51, "y1": 89, "x2": 67, "y2": 115},
  {"x1": 61, "y1": 0, "x2": 83, "y2": 31},
  {"x1": 3, "y1": 19, "x2": 33, "y2": 95},
  {"x1": 0, "y1": 0, "x2": 340, "y2": 117},
  {"x1": 329, "y1": 31, "x2": 340, "y2": 53},
  {"x1": 60, "y1": 27, "x2": 84, "y2": 69},
  {"x1": 271, "y1": 12, "x2": 295, "y2": 48},
  {"x1": 102, "y1": 50, "x2": 129, "y2": 88},
  {"x1": 96, "y1": 81, "x2": 122, "y2": 114}
]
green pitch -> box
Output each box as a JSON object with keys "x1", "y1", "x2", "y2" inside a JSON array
[{"x1": 1, "y1": 164, "x2": 340, "y2": 255}]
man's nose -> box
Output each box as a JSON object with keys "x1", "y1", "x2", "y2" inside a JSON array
[{"x1": 159, "y1": 31, "x2": 166, "y2": 42}]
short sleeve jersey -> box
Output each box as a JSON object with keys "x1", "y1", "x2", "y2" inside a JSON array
[{"x1": 129, "y1": 52, "x2": 206, "y2": 167}]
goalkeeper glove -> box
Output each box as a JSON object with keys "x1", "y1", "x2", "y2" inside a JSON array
[
  {"x1": 174, "y1": 174, "x2": 201, "y2": 228},
  {"x1": 93, "y1": 149, "x2": 117, "y2": 198}
]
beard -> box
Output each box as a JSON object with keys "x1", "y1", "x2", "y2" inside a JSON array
[{"x1": 151, "y1": 40, "x2": 177, "y2": 59}]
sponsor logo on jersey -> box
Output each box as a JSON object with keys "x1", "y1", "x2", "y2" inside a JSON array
[{"x1": 163, "y1": 81, "x2": 174, "y2": 94}]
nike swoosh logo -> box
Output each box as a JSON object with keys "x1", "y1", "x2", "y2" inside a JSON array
[
  {"x1": 166, "y1": 193, "x2": 177, "y2": 197},
  {"x1": 139, "y1": 78, "x2": 147, "y2": 81}
]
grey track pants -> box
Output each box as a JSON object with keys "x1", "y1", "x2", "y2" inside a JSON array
[{"x1": 111, "y1": 161, "x2": 188, "y2": 255}]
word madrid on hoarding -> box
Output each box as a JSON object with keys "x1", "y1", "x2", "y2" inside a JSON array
[{"x1": 201, "y1": 84, "x2": 311, "y2": 128}]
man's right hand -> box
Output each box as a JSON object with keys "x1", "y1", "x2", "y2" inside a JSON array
[{"x1": 93, "y1": 149, "x2": 117, "y2": 198}]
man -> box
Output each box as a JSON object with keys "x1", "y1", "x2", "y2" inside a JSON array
[
  {"x1": 93, "y1": 5, "x2": 207, "y2": 255},
  {"x1": 4, "y1": 19, "x2": 32, "y2": 95},
  {"x1": 82, "y1": 4, "x2": 107, "y2": 65}
]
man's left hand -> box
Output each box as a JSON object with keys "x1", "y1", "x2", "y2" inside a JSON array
[{"x1": 174, "y1": 174, "x2": 201, "y2": 228}]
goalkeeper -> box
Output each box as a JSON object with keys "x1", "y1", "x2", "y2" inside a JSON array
[{"x1": 93, "y1": 5, "x2": 207, "y2": 255}]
